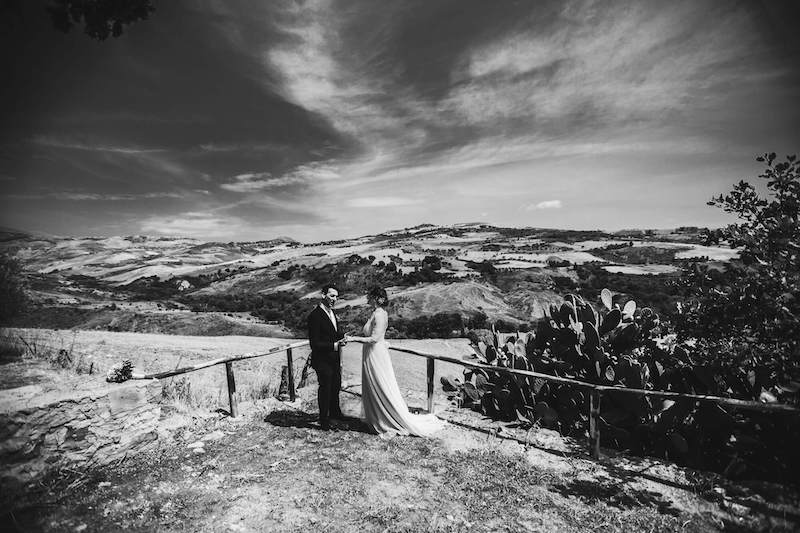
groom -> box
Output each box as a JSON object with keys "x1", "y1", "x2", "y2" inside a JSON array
[{"x1": 307, "y1": 283, "x2": 346, "y2": 430}]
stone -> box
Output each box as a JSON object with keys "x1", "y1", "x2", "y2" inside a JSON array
[
  {"x1": 0, "y1": 379, "x2": 162, "y2": 485},
  {"x1": 201, "y1": 430, "x2": 225, "y2": 442}
]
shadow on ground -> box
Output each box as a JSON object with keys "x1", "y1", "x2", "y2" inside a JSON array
[
  {"x1": 553, "y1": 476, "x2": 682, "y2": 516},
  {"x1": 263, "y1": 409, "x2": 374, "y2": 434}
]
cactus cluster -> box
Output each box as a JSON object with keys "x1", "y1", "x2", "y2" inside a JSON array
[
  {"x1": 447, "y1": 289, "x2": 662, "y2": 431},
  {"x1": 443, "y1": 288, "x2": 800, "y2": 481}
]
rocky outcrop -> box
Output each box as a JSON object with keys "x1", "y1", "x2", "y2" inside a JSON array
[{"x1": 0, "y1": 378, "x2": 162, "y2": 483}]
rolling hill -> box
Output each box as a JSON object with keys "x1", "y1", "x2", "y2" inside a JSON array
[{"x1": 0, "y1": 224, "x2": 738, "y2": 337}]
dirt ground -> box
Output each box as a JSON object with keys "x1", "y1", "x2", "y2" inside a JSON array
[
  {"x1": 4, "y1": 388, "x2": 799, "y2": 533},
  {"x1": 3, "y1": 329, "x2": 800, "y2": 532}
]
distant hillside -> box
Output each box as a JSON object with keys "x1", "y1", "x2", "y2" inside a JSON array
[{"x1": 1, "y1": 223, "x2": 737, "y2": 337}]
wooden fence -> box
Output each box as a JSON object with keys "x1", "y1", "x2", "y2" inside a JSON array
[
  {"x1": 137, "y1": 339, "x2": 800, "y2": 459},
  {"x1": 140, "y1": 340, "x2": 311, "y2": 417}
]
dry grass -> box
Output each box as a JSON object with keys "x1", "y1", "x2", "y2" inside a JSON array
[
  {"x1": 0, "y1": 329, "x2": 25, "y2": 364},
  {"x1": 160, "y1": 370, "x2": 282, "y2": 413},
  {"x1": 159, "y1": 355, "x2": 305, "y2": 414},
  {"x1": 1, "y1": 328, "x2": 96, "y2": 376},
  {"x1": 2, "y1": 328, "x2": 314, "y2": 412}
]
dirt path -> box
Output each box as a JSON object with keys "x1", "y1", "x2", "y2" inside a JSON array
[{"x1": 6, "y1": 396, "x2": 797, "y2": 533}]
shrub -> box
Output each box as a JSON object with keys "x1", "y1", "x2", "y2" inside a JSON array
[
  {"x1": 676, "y1": 153, "x2": 800, "y2": 393},
  {"x1": 447, "y1": 290, "x2": 800, "y2": 484}
]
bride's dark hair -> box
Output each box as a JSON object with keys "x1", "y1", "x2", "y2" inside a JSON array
[{"x1": 368, "y1": 286, "x2": 388, "y2": 307}]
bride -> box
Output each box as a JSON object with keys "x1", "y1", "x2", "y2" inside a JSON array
[{"x1": 345, "y1": 286, "x2": 445, "y2": 437}]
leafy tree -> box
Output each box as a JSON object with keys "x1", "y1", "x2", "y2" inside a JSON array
[
  {"x1": 421, "y1": 255, "x2": 442, "y2": 271},
  {"x1": 466, "y1": 311, "x2": 488, "y2": 330},
  {"x1": 0, "y1": 254, "x2": 28, "y2": 323},
  {"x1": 47, "y1": 0, "x2": 155, "y2": 40},
  {"x1": 466, "y1": 260, "x2": 497, "y2": 283},
  {"x1": 676, "y1": 153, "x2": 800, "y2": 393}
]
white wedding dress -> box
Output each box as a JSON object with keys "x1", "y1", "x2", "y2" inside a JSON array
[{"x1": 360, "y1": 308, "x2": 445, "y2": 438}]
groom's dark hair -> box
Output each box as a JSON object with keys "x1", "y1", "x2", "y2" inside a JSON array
[{"x1": 321, "y1": 283, "x2": 338, "y2": 294}]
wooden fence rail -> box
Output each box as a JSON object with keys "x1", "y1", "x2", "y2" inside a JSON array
[
  {"x1": 135, "y1": 338, "x2": 800, "y2": 460},
  {"x1": 138, "y1": 340, "x2": 311, "y2": 415}
]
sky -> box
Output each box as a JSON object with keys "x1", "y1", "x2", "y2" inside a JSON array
[{"x1": 1, "y1": 0, "x2": 799, "y2": 243}]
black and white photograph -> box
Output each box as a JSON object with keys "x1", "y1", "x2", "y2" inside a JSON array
[{"x1": 1, "y1": 1, "x2": 799, "y2": 531}]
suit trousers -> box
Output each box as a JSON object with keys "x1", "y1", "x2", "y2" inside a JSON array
[{"x1": 311, "y1": 353, "x2": 342, "y2": 422}]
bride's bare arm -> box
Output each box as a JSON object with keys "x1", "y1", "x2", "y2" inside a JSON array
[{"x1": 348, "y1": 310, "x2": 388, "y2": 344}]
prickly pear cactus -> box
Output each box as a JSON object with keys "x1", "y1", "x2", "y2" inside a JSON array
[{"x1": 447, "y1": 287, "x2": 799, "y2": 482}]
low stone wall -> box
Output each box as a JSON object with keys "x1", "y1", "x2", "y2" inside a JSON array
[{"x1": 0, "y1": 378, "x2": 162, "y2": 483}]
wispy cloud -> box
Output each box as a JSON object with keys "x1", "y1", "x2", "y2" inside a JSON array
[
  {"x1": 285, "y1": 162, "x2": 340, "y2": 182},
  {"x1": 4, "y1": 191, "x2": 185, "y2": 201},
  {"x1": 139, "y1": 212, "x2": 244, "y2": 240},
  {"x1": 265, "y1": 0, "x2": 433, "y2": 160},
  {"x1": 220, "y1": 162, "x2": 340, "y2": 193},
  {"x1": 221, "y1": 172, "x2": 303, "y2": 192},
  {"x1": 527, "y1": 200, "x2": 563, "y2": 210},
  {"x1": 31, "y1": 136, "x2": 167, "y2": 154},
  {"x1": 260, "y1": 0, "x2": 774, "y2": 217},
  {"x1": 446, "y1": 2, "x2": 767, "y2": 128},
  {"x1": 346, "y1": 196, "x2": 421, "y2": 208},
  {"x1": 198, "y1": 142, "x2": 286, "y2": 153}
]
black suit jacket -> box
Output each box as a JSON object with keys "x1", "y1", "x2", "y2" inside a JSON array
[{"x1": 307, "y1": 305, "x2": 344, "y2": 364}]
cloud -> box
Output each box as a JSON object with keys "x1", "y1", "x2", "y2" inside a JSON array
[
  {"x1": 285, "y1": 162, "x2": 341, "y2": 182},
  {"x1": 220, "y1": 172, "x2": 302, "y2": 192},
  {"x1": 346, "y1": 196, "x2": 421, "y2": 208},
  {"x1": 31, "y1": 136, "x2": 166, "y2": 154},
  {"x1": 527, "y1": 200, "x2": 563, "y2": 210},
  {"x1": 446, "y1": 1, "x2": 771, "y2": 131},
  {"x1": 4, "y1": 1, "x2": 797, "y2": 243},
  {"x1": 265, "y1": 0, "x2": 434, "y2": 159},
  {"x1": 139, "y1": 212, "x2": 245, "y2": 240},
  {"x1": 220, "y1": 162, "x2": 340, "y2": 193},
  {"x1": 259, "y1": 0, "x2": 769, "y2": 212},
  {"x1": 198, "y1": 142, "x2": 286, "y2": 153},
  {"x1": 4, "y1": 192, "x2": 185, "y2": 201}
]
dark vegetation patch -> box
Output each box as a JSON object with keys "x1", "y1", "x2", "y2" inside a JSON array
[
  {"x1": 589, "y1": 244, "x2": 685, "y2": 265},
  {"x1": 7, "y1": 306, "x2": 95, "y2": 329},
  {"x1": 574, "y1": 264, "x2": 682, "y2": 319}
]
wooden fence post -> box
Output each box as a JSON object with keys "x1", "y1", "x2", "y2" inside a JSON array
[
  {"x1": 427, "y1": 357, "x2": 435, "y2": 414},
  {"x1": 225, "y1": 362, "x2": 238, "y2": 417},
  {"x1": 286, "y1": 347, "x2": 296, "y2": 402},
  {"x1": 337, "y1": 343, "x2": 344, "y2": 396},
  {"x1": 589, "y1": 388, "x2": 601, "y2": 459}
]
